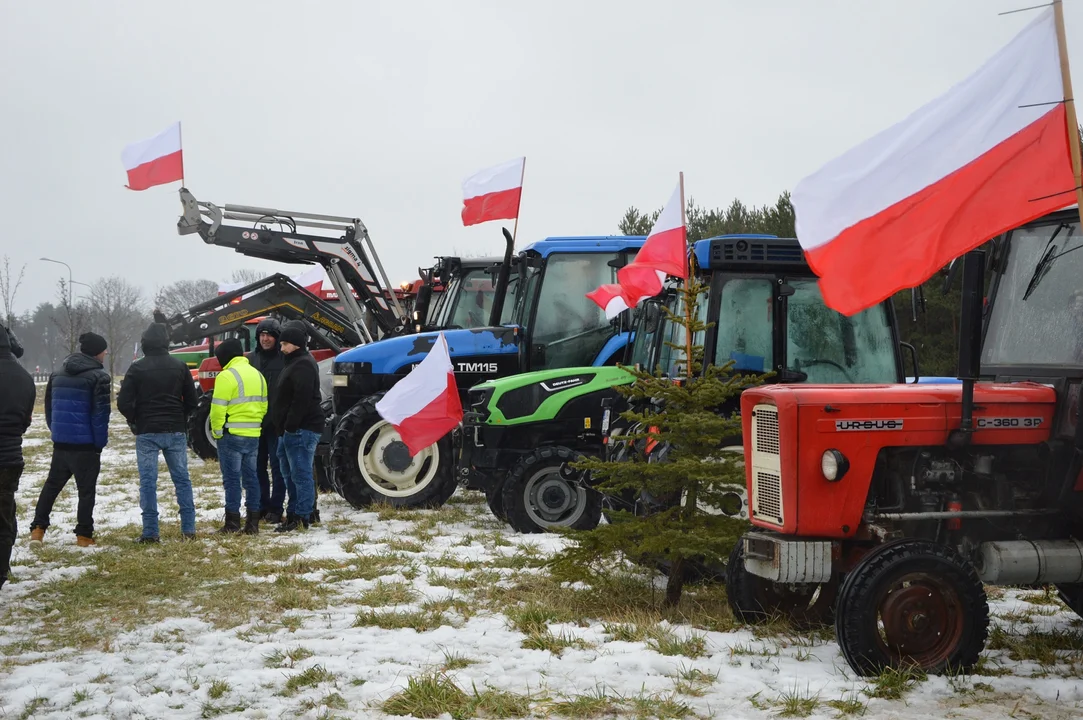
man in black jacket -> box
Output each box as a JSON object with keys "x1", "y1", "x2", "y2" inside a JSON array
[
  {"x1": 271, "y1": 322, "x2": 325, "y2": 532},
  {"x1": 117, "y1": 323, "x2": 200, "y2": 542},
  {"x1": 0, "y1": 324, "x2": 35, "y2": 588},
  {"x1": 29, "y1": 332, "x2": 111, "y2": 548},
  {"x1": 247, "y1": 318, "x2": 286, "y2": 524}
]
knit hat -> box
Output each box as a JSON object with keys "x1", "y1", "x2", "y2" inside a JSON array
[
  {"x1": 214, "y1": 338, "x2": 244, "y2": 368},
  {"x1": 79, "y1": 332, "x2": 108, "y2": 357},
  {"x1": 279, "y1": 322, "x2": 308, "y2": 349},
  {"x1": 255, "y1": 318, "x2": 281, "y2": 338}
]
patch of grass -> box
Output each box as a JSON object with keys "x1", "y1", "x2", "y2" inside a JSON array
[
  {"x1": 208, "y1": 680, "x2": 230, "y2": 700},
  {"x1": 627, "y1": 691, "x2": 693, "y2": 719},
  {"x1": 1020, "y1": 586, "x2": 1062, "y2": 606},
  {"x1": 440, "y1": 648, "x2": 477, "y2": 671},
  {"x1": 505, "y1": 603, "x2": 564, "y2": 635},
  {"x1": 340, "y1": 532, "x2": 371, "y2": 553},
  {"x1": 387, "y1": 537, "x2": 425, "y2": 554},
  {"x1": 825, "y1": 692, "x2": 867, "y2": 718},
  {"x1": 775, "y1": 682, "x2": 820, "y2": 718},
  {"x1": 324, "y1": 553, "x2": 404, "y2": 583},
  {"x1": 862, "y1": 666, "x2": 925, "y2": 700},
  {"x1": 671, "y1": 664, "x2": 717, "y2": 697},
  {"x1": 549, "y1": 687, "x2": 623, "y2": 718},
  {"x1": 0, "y1": 528, "x2": 308, "y2": 648},
  {"x1": 987, "y1": 625, "x2": 1083, "y2": 666},
  {"x1": 648, "y1": 628, "x2": 707, "y2": 658},
  {"x1": 359, "y1": 580, "x2": 418, "y2": 607},
  {"x1": 71, "y1": 687, "x2": 93, "y2": 704},
  {"x1": 283, "y1": 665, "x2": 336, "y2": 697},
  {"x1": 299, "y1": 691, "x2": 349, "y2": 712},
  {"x1": 382, "y1": 670, "x2": 469, "y2": 718},
  {"x1": 18, "y1": 697, "x2": 49, "y2": 719},
  {"x1": 265, "y1": 646, "x2": 314, "y2": 668},
  {"x1": 521, "y1": 630, "x2": 593, "y2": 656},
  {"x1": 422, "y1": 596, "x2": 475, "y2": 620},
  {"x1": 354, "y1": 609, "x2": 448, "y2": 632}
]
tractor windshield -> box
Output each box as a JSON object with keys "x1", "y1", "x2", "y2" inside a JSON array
[
  {"x1": 433, "y1": 267, "x2": 518, "y2": 329},
  {"x1": 983, "y1": 219, "x2": 1083, "y2": 367},
  {"x1": 658, "y1": 290, "x2": 709, "y2": 377},
  {"x1": 531, "y1": 252, "x2": 628, "y2": 369},
  {"x1": 628, "y1": 291, "x2": 679, "y2": 372}
]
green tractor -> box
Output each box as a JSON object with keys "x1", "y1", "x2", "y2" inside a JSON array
[{"x1": 460, "y1": 234, "x2": 914, "y2": 533}]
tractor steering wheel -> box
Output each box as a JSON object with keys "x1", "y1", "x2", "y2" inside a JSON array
[{"x1": 800, "y1": 359, "x2": 856, "y2": 383}]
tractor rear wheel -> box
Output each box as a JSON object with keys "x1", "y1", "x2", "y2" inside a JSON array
[
  {"x1": 501, "y1": 447, "x2": 601, "y2": 534},
  {"x1": 329, "y1": 401, "x2": 457, "y2": 510},
  {"x1": 834, "y1": 538, "x2": 988, "y2": 676},
  {"x1": 485, "y1": 478, "x2": 508, "y2": 523},
  {"x1": 187, "y1": 393, "x2": 218, "y2": 461},
  {"x1": 724, "y1": 535, "x2": 836, "y2": 628}
]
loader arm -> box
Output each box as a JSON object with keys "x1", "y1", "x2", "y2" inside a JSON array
[
  {"x1": 154, "y1": 272, "x2": 364, "y2": 352},
  {"x1": 177, "y1": 187, "x2": 407, "y2": 341}
]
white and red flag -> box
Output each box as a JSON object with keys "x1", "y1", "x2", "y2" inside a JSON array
[
  {"x1": 375, "y1": 332, "x2": 463, "y2": 456},
  {"x1": 461, "y1": 157, "x2": 525, "y2": 226},
  {"x1": 587, "y1": 178, "x2": 688, "y2": 319},
  {"x1": 122, "y1": 122, "x2": 184, "y2": 191},
  {"x1": 792, "y1": 6, "x2": 1075, "y2": 316}
]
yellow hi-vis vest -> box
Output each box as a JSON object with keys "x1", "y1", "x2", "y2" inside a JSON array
[{"x1": 209, "y1": 356, "x2": 268, "y2": 439}]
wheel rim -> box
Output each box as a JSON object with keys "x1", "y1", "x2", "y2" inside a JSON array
[
  {"x1": 205, "y1": 416, "x2": 218, "y2": 449},
  {"x1": 523, "y1": 466, "x2": 586, "y2": 528},
  {"x1": 356, "y1": 419, "x2": 439, "y2": 498},
  {"x1": 874, "y1": 572, "x2": 966, "y2": 667}
]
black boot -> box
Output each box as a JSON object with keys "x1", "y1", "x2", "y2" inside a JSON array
[
  {"x1": 243, "y1": 512, "x2": 260, "y2": 535},
  {"x1": 274, "y1": 514, "x2": 310, "y2": 533},
  {"x1": 216, "y1": 511, "x2": 242, "y2": 534},
  {"x1": 262, "y1": 511, "x2": 282, "y2": 525}
]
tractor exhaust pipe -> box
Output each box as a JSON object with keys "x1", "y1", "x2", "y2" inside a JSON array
[
  {"x1": 488, "y1": 227, "x2": 515, "y2": 327},
  {"x1": 974, "y1": 538, "x2": 1083, "y2": 585},
  {"x1": 949, "y1": 248, "x2": 986, "y2": 448}
]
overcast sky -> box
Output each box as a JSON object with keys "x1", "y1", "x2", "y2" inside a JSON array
[{"x1": 2, "y1": 0, "x2": 1082, "y2": 313}]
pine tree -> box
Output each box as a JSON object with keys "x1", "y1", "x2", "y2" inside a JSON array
[{"x1": 547, "y1": 259, "x2": 769, "y2": 607}]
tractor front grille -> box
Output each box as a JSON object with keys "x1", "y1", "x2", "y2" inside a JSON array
[{"x1": 750, "y1": 404, "x2": 784, "y2": 527}]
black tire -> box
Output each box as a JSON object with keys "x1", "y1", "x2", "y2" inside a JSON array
[
  {"x1": 328, "y1": 400, "x2": 457, "y2": 510},
  {"x1": 725, "y1": 536, "x2": 836, "y2": 628},
  {"x1": 1056, "y1": 584, "x2": 1083, "y2": 619},
  {"x1": 486, "y1": 477, "x2": 508, "y2": 523},
  {"x1": 834, "y1": 538, "x2": 989, "y2": 676},
  {"x1": 187, "y1": 393, "x2": 218, "y2": 461},
  {"x1": 501, "y1": 447, "x2": 602, "y2": 534},
  {"x1": 313, "y1": 451, "x2": 333, "y2": 493}
]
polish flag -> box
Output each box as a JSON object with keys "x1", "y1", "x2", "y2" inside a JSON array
[
  {"x1": 792, "y1": 6, "x2": 1075, "y2": 317},
  {"x1": 122, "y1": 122, "x2": 184, "y2": 191},
  {"x1": 375, "y1": 332, "x2": 463, "y2": 456},
  {"x1": 588, "y1": 179, "x2": 688, "y2": 319},
  {"x1": 461, "y1": 157, "x2": 525, "y2": 227}
]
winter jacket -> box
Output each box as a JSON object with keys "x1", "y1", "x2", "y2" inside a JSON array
[
  {"x1": 247, "y1": 343, "x2": 284, "y2": 430},
  {"x1": 209, "y1": 356, "x2": 268, "y2": 439},
  {"x1": 0, "y1": 327, "x2": 36, "y2": 467},
  {"x1": 44, "y1": 352, "x2": 111, "y2": 452},
  {"x1": 117, "y1": 324, "x2": 199, "y2": 435},
  {"x1": 270, "y1": 348, "x2": 325, "y2": 436}
]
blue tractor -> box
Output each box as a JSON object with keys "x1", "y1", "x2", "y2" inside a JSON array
[{"x1": 328, "y1": 235, "x2": 648, "y2": 508}]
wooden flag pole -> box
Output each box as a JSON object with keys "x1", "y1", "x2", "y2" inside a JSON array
[
  {"x1": 678, "y1": 171, "x2": 694, "y2": 380},
  {"x1": 179, "y1": 121, "x2": 185, "y2": 188},
  {"x1": 1054, "y1": 0, "x2": 1083, "y2": 225},
  {"x1": 511, "y1": 157, "x2": 526, "y2": 246}
]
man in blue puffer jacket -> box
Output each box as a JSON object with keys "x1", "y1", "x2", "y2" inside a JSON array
[{"x1": 28, "y1": 332, "x2": 111, "y2": 548}]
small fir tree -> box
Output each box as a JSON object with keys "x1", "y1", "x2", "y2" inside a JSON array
[{"x1": 548, "y1": 258, "x2": 768, "y2": 607}]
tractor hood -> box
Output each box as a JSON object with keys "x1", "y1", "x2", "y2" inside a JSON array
[
  {"x1": 467, "y1": 365, "x2": 635, "y2": 426},
  {"x1": 333, "y1": 325, "x2": 520, "y2": 376}
]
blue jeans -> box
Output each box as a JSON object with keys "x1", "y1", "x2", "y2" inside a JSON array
[
  {"x1": 257, "y1": 431, "x2": 286, "y2": 513},
  {"x1": 218, "y1": 434, "x2": 261, "y2": 514},
  {"x1": 277, "y1": 429, "x2": 319, "y2": 518},
  {"x1": 136, "y1": 433, "x2": 196, "y2": 538}
]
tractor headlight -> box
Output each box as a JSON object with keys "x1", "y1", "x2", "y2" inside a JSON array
[
  {"x1": 332, "y1": 375, "x2": 349, "y2": 387},
  {"x1": 821, "y1": 449, "x2": 849, "y2": 482}
]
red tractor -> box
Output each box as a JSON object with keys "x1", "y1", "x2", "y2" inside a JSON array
[{"x1": 726, "y1": 206, "x2": 1083, "y2": 676}]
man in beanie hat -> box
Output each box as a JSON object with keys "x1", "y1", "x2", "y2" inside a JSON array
[
  {"x1": 0, "y1": 325, "x2": 35, "y2": 587},
  {"x1": 118, "y1": 322, "x2": 200, "y2": 542},
  {"x1": 29, "y1": 332, "x2": 111, "y2": 548},
  {"x1": 246, "y1": 318, "x2": 287, "y2": 524},
  {"x1": 209, "y1": 337, "x2": 267, "y2": 534},
  {"x1": 270, "y1": 321, "x2": 325, "y2": 532}
]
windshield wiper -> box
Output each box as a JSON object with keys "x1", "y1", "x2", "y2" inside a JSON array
[{"x1": 1023, "y1": 224, "x2": 1075, "y2": 301}]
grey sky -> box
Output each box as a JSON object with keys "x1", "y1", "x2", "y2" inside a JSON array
[{"x1": 2, "y1": 0, "x2": 1081, "y2": 313}]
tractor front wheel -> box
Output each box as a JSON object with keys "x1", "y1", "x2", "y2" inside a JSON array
[
  {"x1": 834, "y1": 538, "x2": 989, "y2": 676},
  {"x1": 501, "y1": 447, "x2": 601, "y2": 534},
  {"x1": 329, "y1": 401, "x2": 457, "y2": 510},
  {"x1": 187, "y1": 393, "x2": 218, "y2": 461},
  {"x1": 724, "y1": 536, "x2": 836, "y2": 628}
]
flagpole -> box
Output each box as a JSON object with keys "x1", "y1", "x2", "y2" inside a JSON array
[
  {"x1": 511, "y1": 156, "x2": 526, "y2": 246},
  {"x1": 179, "y1": 121, "x2": 185, "y2": 188},
  {"x1": 1054, "y1": 1, "x2": 1083, "y2": 225},
  {"x1": 678, "y1": 171, "x2": 693, "y2": 380}
]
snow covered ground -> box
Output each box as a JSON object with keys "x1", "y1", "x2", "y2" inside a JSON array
[{"x1": 1, "y1": 409, "x2": 1082, "y2": 719}]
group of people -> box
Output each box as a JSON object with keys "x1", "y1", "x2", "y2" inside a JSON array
[{"x1": 0, "y1": 315, "x2": 326, "y2": 583}]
